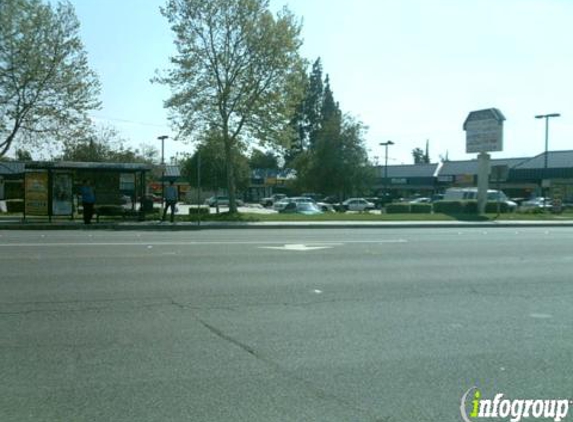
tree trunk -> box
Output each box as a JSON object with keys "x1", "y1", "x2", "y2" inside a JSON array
[{"x1": 223, "y1": 131, "x2": 237, "y2": 214}]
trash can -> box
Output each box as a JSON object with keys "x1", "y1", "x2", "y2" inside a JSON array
[
  {"x1": 141, "y1": 196, "x2": 154, "y2": 213},
  {"x1": 139, "y1": 196, "x2": 155, "y2": 220}
]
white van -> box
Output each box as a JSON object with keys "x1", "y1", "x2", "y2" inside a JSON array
[{"x1": 444, "y1": 188, "x2": 517, "y2": 210}]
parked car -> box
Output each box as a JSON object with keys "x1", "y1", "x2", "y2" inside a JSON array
[
  {"x1": 443, "y1": 188, "x2": 517, "y2": 210},
  {"x1": 408, "y1": 197, "x2": 431, "y2": 204},
  {"x1": 519, "y1": 197, "x2": 552, "y2": 211},
  {"x1": 260, "y1": 193, "x2": 286, "y2": 207},
  {"x1": 321, "y1": 195, "x2": 341, "y2": 204},
  {"x1": 301, "y1": 193, "x2": 323, "y2": 202},
  {"x1": 279, "y1": 201, "x2": 323, "y2": 215},
  {"x1": 341, "y1": 198, "x2": 376, "y2": 212},
  {"x1": 316, "y1": 202, "x2": 335, "y2": 212},
  {"x1": 204, "y1": 196, "x2": 244, "y2": 207},
  {"x1": 273, "y1": 197, "x2": 313, "y2": 211}
]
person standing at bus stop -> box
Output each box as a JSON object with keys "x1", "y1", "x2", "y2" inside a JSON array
[
  {"x1": 162, "y1": 180, "x2": 178, "y2": 223},
  {"x1": 80, "y1": 179, "x2": 95, "y2": 224}
]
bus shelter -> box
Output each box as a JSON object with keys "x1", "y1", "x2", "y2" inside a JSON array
[{"x1": 23, "y1": 161, "x2": 152, "y2": 221}]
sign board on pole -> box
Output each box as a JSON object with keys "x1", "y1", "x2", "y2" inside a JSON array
[{"x1": 463, "y1": 108, "x2": 505, "y2": 153}]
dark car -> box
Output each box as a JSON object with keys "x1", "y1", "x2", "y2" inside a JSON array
[{"x1": 279, "y1": 201, "x2": 323, "y2": 215}]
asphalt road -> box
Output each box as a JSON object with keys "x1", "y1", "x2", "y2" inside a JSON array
[{"x1": 1, "y1": 228, "x2": 573, "y2": 422}]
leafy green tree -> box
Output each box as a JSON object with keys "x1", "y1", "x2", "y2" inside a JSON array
[
  {"x1": 180, "y1": 129, "x2": 250, "y2": 194},
  {"x1": 249, "y1": 149, "x2": 279, "y2": 170},
  {"x1": 15, "y1": 148, "x2": 33, "y2": 161},
  {"x1": 157, "y1": 0, "x2": 304, "y2": 213},
  {"x1": 60, "y1": 125, "x2": 157, "y2": 163},
  {"x1": 0, "y1": 0, "x2": 101, "y2": 158}
]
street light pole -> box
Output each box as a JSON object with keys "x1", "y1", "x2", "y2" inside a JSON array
[
  {"x1": 534, "y1": 113, "x2": 560, "y2": 206},
  {"x1": 379, "y1": 141, "x2": 394, "y2": 207},
  {"x1": 157, "y1": 135, "x2": 168, "y2": 211}
]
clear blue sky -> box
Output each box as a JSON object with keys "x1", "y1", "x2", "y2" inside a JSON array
[{"x1": 70, "y1": 0, "x2": 573, "y2": 165}]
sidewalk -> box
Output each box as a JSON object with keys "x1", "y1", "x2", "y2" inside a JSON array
[{"x1": 2, "y1": 217, "x2": 573, "y2": 230}]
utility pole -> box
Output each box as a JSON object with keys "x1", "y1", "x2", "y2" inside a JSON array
[{"x1": 157, "y1": 135, "x2": 168, "y2": 211}]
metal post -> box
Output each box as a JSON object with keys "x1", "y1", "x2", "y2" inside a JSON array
[
  {"x1": 535, "y1": 114, "x2": 560, "y2": 208},
  {"x1": 379, "y1": 141, "x2": 394, "y2": 208},
  {"x1": 384, "y1": 144, "x2": 389, "y2": 196},
  {"x1": 157, "y1": 135, "x2": 168, "y2": 213},
  {"x1": 497, "y1": 175, "x2": 501, "y2": 218},
  {"x1": 197, "y1": 151, "x2": 201, "y2": 227}
]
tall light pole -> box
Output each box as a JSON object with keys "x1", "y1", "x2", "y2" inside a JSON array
[
  {"x1": 379, "y1": 141, "x2": 394, "y2": 205},
  {"x1": 534, "y1": 113, "x2": 560, "y2": 205},
  {"x1": 157, "y1": 135, "x2": 168, "y2": 210}
]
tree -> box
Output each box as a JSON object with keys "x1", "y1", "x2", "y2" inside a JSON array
[
  {"x1": 60, "y1": 124, "x2": 157, "y2": 163},
  {"x1": 285, "y1": 57, "x2": 323, "y2": 165},
  {"x1": 249, "y1": 148, "x2": 278, "y2": 170},
  {"x1": 15, "y1": 148, "x2": 33, "y2": 161},
  {"x1": 412, "y1": 148, "x2": 425, "y2": 164},
  {"x1": 157, "y1": 0, "x2": 304, "y2": 213},
  {"x1": 0, "y1": 0, "x2": 101, "y2": 158},
  {"x1": 412, "y1": 145, "x2": 430, "y2": 164},
  {"x1": 180, "y1": 129, "x2": 250, "y2": 194},
  {"x1": 305, "y1": 58, "x2": 325, "y2": 150},
  {"x1": 293, "y1": 71, "x2": 372, "y2": 198}
]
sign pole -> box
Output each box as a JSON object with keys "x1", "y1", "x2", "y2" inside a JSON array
[
  {"x1": 477, "y1": 152, "x2": 490, "y2": 215},
  {"x1": 464, "y1": 108, "x2": 505, "y2": 215}
]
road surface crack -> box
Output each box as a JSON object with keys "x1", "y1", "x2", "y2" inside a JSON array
[{"x1": 190, "y1": 311, "x2": 382, "y2": 421}]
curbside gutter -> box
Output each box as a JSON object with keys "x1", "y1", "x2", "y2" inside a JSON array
[{"x1": 2, "y1": 220, "x2": 573, "y2": 231}]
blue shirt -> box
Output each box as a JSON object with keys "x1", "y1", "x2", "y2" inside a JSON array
[
  {"x1": 164, "y1": 185, "x2": 178, "y2": 202},
  {"x1": 80, "y1": 186, "x2": 95, "y2": 204}
]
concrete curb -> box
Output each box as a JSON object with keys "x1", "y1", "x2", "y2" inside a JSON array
[{"x1": 2, "y1": 220, "x2": 573, "y2": 231}]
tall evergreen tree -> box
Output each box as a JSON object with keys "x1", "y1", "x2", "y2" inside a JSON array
[
  {"x1": 305, "y1": 58, "x2": 324, "y2": 150},
  {"x1": 321, "y1": 75, "x2": 340, "y2": 124}
]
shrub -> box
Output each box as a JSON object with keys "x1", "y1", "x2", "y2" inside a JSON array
[
  {"x1": 410, "y1": 203, "x2": 432, "y2": 214},
  {"x1": 188, "y1": 206, "x2": 209, "y2": 215},
  {"x1": 464, "y1": 200, "x2": 478, "y2": 213},
  {"x1": 385, "y1": 203, "x2": 411, "y2": 213},
  {"x1": 485, "y1": 201, "x2": 511, "y2": 213},
  {"x1": 433, "y1": 200, "x2": 465, "y2": 213}
]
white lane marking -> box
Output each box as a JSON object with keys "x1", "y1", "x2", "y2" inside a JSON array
[
  {"x1": 313, "y1": 289, "x2": 323, "y2": 294},
  {"x1": 260, "y1": 244, "x2": 334, "y2": 251},
  {"x1": 530, "y1": 313, "x2": 553, "y2": 319},
  {"x1": 0, "y1": 239, "x2": 408, "y2": 248}
]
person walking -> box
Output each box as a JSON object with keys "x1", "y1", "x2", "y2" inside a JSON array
[
  {"x1": 80, "y1": 179, "x2": 96, "y2": 224},
  {"x1": 162, "y1": 181, "x2": 178, "y2": 222}
]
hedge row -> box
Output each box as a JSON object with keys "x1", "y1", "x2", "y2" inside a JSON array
[
  {"x1": 386, "y1": 203, "x2": 432, "y2": 214},
  {"x1": 384, "y1": 200, "x2": 513, "y2": 214},
  {"x1": 188, "y1": 206, "x2": 210, "y2": 215},
  {"x1": 433, "y1": 200, "x2": 512, "y2": 213}
]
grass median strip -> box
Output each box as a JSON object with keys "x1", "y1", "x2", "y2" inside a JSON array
[{"x1": 180, "y1": 211, "x2": 573, "y2": 223}]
